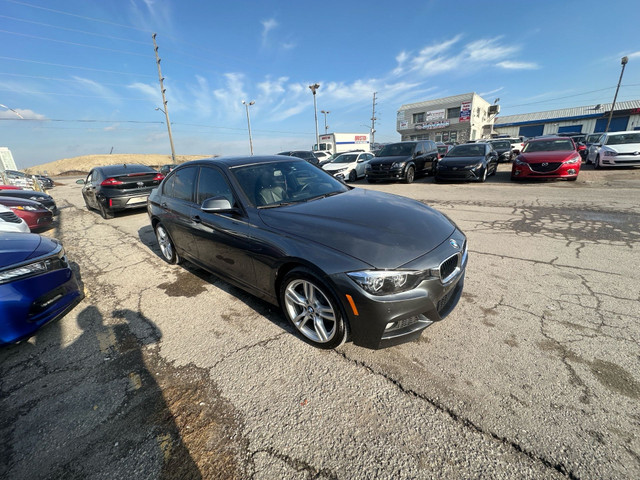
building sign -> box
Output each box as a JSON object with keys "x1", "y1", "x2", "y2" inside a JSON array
[
  {"x1": 460, "y1": 101, "x2": 471, "y2": 122},
  {"x1": 425, "y1": 109, "x2": 445, "y2": 121},
  {"x1": 415, "y1": 120, "x2": 450, "y2": 130},
  {"x1": 399, "y1": 121, "x2": 409, "y2": 129}
]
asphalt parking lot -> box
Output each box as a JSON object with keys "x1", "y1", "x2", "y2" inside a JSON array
[{"x1": 1, "y1": 163, "x2": 639, "y2": 479}]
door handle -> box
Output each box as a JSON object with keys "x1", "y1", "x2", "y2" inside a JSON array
[{"x1": 191, "y1": 215, "x2": 202, "y2": 223}]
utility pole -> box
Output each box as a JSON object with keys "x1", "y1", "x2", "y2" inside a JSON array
[
  {"x1": 370, "y1": 92, "x2": 377, "y2": 146},
  {"x1": 152, "y1": 33, "x2": 176, "y2": 163}
]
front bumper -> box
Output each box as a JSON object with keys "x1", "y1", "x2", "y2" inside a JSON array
[
  {"x1": 329, "y1": 231, "x2": 468, "y2": 349},
  {"x1": 0, "y1": 267, "x2": 84, "y2": 345},
  {"x1": 365, "y1": 165, "x2": 407, "y2": 182},
  {"x1": 511, "y1": 162, "x2": 579, "y2": 179},
  {"x1": 436, "y1": 166, "x2": 484, "y2": 181}
]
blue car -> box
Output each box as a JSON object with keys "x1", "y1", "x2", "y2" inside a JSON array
[{"x1": 0, "y1": 233, "x2": 83, "y2": 345}]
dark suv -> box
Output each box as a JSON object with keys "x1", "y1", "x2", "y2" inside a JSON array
[{"x1": 365, "y1": 141, "x2": 438, "y2": 183}]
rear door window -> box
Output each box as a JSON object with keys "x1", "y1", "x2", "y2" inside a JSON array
[{"x1": 164, "y1": 166, "x2": 198, "y2": 202}]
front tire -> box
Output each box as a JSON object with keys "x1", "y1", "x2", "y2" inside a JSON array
[
  {"x1": 479, "y1": 166, "x2": 488, "y2": 182},
  {"x1": 404, "y1": 166, "x2": 415, "y2": 184},
  {"x1": 155, "y1": 222, "x2": 180, "y2": 264},
  {"x1": 594, "y1": 155, "x2": 602, "y2": 170},
  {"x1": 280, "y1": 268, "x2": 348, "y2": 349},
  {"x1": 348, "y1": 170, "x2": 356, "y2": 182}
]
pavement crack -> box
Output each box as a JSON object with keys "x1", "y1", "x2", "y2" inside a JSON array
[{"x1": 334, "y1": 350, "x2": 580, "y2": 480}]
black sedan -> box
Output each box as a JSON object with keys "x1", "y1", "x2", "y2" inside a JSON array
[
  {"x1": 0, "y1": 189, "x2": 58, "y2": 215},
  {"x1": 148, "y1": 156, "x2": 467, "y2": 349},
  {"x1": 78, "y1": 164, "x2": 164, "y2": 219},
  {"x1": 276, "y1": 151, "x2": 320, "y2": 165},
  {"x1": 435, "y1": 143, "x2": 499, "y2": 182}
]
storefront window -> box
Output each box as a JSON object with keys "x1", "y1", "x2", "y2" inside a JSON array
[
  {"x1": 450, "y1": 131, "x2": 458, "y2": 142},
  {"x1": 447, "y1": 107, "x2": 461, "y2": 119},
  {"x1": 413, "y1": 112, "x2": 425, "y2": 123}
]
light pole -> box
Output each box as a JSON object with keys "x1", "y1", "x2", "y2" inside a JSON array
[
  {"x1": 320, "y1": 110, "x2": 330, "y2": 133},
  {"x1": 309, "y1": 83, "x2": 320, "y2": 150},
  {"x1": 154, "y1": 106, "x2": 176, "y2": 163},
  {"x1": 0, "y1": 103, "x2": 24, "y2": 119},
  {"x1": 242, "y1": 100, "x2": 255, "y2": 155},
  {"x1": 605, "y1": 56, "x2": 629, "y2": 133}
]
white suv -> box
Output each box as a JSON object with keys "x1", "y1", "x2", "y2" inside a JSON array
[
  {"x1": 322, "y1": 151, "x2": 375, "y2": 182},
  {"x1": 588, "y1": 131, "x2": 640, "y2": 168}
]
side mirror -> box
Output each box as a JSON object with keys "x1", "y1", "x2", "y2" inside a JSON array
[
  {"x1": 76, "y1": 179, "x2": 85, "y2": 184},
  {"x1": 201, "y1": 196, "x2": 233, "y2": 212}
]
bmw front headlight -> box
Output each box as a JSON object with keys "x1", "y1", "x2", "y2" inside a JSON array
[{"x1": 347, "y1": 270, "x2": 427, "y2": 295}]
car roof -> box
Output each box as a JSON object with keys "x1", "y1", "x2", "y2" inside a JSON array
[
  {"x1": 178, "y1": 155, "x2": 307, "y2": 169},
  {"x1": 96, "y1": 164, "x2": 156, "y2": 175}
]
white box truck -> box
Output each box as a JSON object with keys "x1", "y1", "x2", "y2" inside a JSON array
[{"x1": 313, "y1": 133, "x2": 370, "y2": 156}]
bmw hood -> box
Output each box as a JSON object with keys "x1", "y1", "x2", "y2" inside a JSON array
[
  {"x1": 258, "y1": 189, "x2": 456, "y2": 268},
  {"x1": 0, "y1": 233, "x2": 59, "y2": 267}
]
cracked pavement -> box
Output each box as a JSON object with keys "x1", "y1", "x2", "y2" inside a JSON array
[{"x1": 1, "y1": 164, "x2": 638, "y2": 479}]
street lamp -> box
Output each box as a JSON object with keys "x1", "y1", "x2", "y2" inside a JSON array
[
  {"x1": 320, "y1": 110, "x2": 330, "y2": 133},
  {"x1": 605, "y1": 56, "x2": 629, "y2": 133},
  {"x1": 0, "y1": 103, "x2": 24, "y2": 119},
  {"x1": 309, "y1": 83, "x2": 320, "y2": 150},
  {"x1": 154, "y1": 106, "x2": 176, "y2": 163},
  {"x1": 242, "y1": 100, "x2": 255, "y2": 156}
]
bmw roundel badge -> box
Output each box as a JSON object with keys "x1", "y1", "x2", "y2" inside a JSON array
[{"x1": 449, "y1": 239, "x2": 459, "y2": 249}]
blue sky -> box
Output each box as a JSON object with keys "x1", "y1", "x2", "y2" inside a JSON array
[{"x1": 1, "y1": 0, "x2": 639, "y2": 168}]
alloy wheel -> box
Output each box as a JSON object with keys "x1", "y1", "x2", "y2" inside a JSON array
[{"x1": 284, "y1": 279, "x2": 337, "y2": 344}]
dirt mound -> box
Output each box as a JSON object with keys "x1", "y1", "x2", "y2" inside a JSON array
[{"x1": 25, "y1": 154, "x2": 214, "y2": 176}]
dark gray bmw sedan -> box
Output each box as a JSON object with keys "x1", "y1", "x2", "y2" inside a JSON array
[{"x1": 147, "y1": 156, "x2": 467, "y2": 349}]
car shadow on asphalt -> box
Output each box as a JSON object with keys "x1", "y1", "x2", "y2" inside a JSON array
[
  {"x1": 136, "y1": 225, "x2": 294, "y2": 337},
  {"x1": 0, "y1": 305, "x2": 204, "y2": 479}
]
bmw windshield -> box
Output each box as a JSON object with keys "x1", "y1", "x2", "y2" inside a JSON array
[{"x1": 232, "y1": 160, "x2": 349, "y2": 208}]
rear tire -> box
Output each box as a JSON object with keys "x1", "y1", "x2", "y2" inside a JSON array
[
  {"x1": 155, "y1": 222, "x2": 180, "y2": 264},
  {"x1": 99, "y1": 203, "x2": 114, "y2": 219}
]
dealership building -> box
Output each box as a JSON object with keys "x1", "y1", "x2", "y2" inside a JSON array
[
  {"x1": 397, "y1": 92, "x2": 640, "y2": 142},
  {"x1": 396, "y1": 93, "x2": 499, "y2": 143},
  {"x1": 493, "y1": 100, "x2": 640, "y2": 138}
]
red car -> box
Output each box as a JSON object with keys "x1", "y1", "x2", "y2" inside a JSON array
[
  {"x1": 511, "y1": 137, "x2": 581, "y2": 181},
  {"x1": 0, "y1": 196, "x2": 54, "y2": 231}
]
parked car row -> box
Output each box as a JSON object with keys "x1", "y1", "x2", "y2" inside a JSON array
[{"x1": 0, "y1": 188, "x2": 58, "y2": 233}]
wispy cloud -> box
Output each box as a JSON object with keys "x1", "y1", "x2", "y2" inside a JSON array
[
  {"x1": 0, "y1": 108, "x2": 46, "y2": 120},
  {"x1": 497, "y1": 61, "x2": 539, "y2": 70},
  {"x1": 72, "y1": 76, "x2": 121, "y2": 103},
  {"x1": 261, "y1": 18, "x2": 278, "y2": 47},
  {"x1": 394, "y1": 35, "x2": 536, "y2": 77}
]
